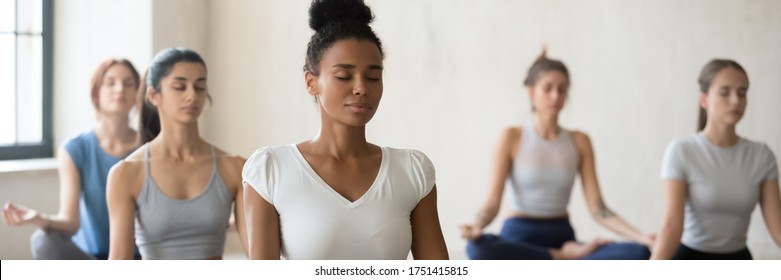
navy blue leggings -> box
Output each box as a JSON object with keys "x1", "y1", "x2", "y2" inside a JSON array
[{"x1": 466, "y1": 217, "x2": 651, "y2": 260}]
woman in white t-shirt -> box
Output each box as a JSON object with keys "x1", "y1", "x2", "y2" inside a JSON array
[
  {"x1": 241, "y1": 0, "x2": 448, "y2": 260},
  {"x1": 652, "y1": 59, "x2": 781, "y2": 259}
]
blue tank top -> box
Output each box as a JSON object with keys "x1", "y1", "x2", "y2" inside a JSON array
[{"x1": 63, "y1": 130, "x2": 138, "y2": 259}]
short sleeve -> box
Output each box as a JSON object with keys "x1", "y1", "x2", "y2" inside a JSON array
[
  {"x1": 242, "y1": 147, "x2": 276, "y2": 205},
  {"x1": 62, "y1": 134, "x2": 86, "y2": 170},
  {"x1": 761, "y1": 144, "x2": 779, "y2": 181},
  {"x1": 661, "y1": 139, "x2": 686, "y2": 180},
  {"x1": 409, "y1": 150, "x2": 436, "y2": 201}
]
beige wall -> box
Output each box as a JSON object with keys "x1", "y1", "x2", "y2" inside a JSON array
[
  {"x1": 151, "y1": 0, "x2": 208, "y2": 56},
  {"x1": 53, "y1": 0, "x2": 153, "y2": 148},
  {"x1": 0, "y1": 169, "x2": 59, "y2": 259},
  {"x1": 203, "y1": 0, "x2": 781, "y2": 259}
]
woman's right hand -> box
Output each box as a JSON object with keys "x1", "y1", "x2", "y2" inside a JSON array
[
  {"x1": 459, "y1": 224, "x2": 483, "y2": 240},
  {"x1": 3, "y1": 202, "x2": 44, "y2": 227}
]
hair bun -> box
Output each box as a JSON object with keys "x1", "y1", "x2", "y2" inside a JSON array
[
  {"x1": 536, "y1": 45, "x2": 548, "y2": 61},
  {"x1": 309, "y1": 0, "x2": 374, "y2": 31}
]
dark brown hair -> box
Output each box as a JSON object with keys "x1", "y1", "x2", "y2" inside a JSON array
[
  {"x1": 90, "y1": 58, "x2": 140, "y2": 112},
  {"x1": 137, "y1": 48, "x2": 208, "y2": 143},
  {"x1": 696, "y1": 59, "x2": 748, "y2": 131}
]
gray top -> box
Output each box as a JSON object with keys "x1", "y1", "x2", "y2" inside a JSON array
[
  {"x1": 134, "y1": 144, "x2": 233, "y2": 259},
  {"x1": 507, "y1": 121, "x2": 580, "y2": 217},
  {"x1": 661, "y1": 132, "x2": 779, "y2": 253}
]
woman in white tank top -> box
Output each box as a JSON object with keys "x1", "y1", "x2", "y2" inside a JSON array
[
  {"x1": 459, "y1": 50, "x2": 654, "y2": 260},
  {"x1": 652, "y1": 59, "x2": 781, "y2": 259},
  {"x1": 241, "y1": 0, "x2": 448, "y2": 260}
]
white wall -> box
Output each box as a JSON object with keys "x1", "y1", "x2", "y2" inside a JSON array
[
  {"x1": 53, "y1": 0, "x2": 153, "y2": 148},
  {"x1": 204, "y1": 0, "x2": 781, "y2": 259}
]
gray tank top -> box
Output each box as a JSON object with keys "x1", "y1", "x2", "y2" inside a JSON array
[
  {"x1": 507, "y1": 120, "x2": 580, "y2": 217},
  {"x1": 134, "y1": 144, "x2": 232, "y2": 259}
]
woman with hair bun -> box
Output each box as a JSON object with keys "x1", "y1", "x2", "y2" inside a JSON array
[
  {"x1": 459, "y1": 50, "x2": 654, "y2": 260},
  {"x1": 242, "y1": 0, "x2": 449, "y2": 260}
]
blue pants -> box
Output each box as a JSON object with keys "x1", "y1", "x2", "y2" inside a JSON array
[{"x1": 466, "y1": 217, "x2": 650, "y2": 260}]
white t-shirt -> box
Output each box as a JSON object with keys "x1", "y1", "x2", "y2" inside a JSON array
[
  {"x1": 661, "y1": 132, "x2": 779, "y2": 253},
  {"x1": 242, "y1": 144, "x2": 436, "y2": 260}
]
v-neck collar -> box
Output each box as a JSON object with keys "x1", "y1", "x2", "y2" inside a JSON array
[{"x1": 289, "y1": 144, "x2": 388, "y2": 209}]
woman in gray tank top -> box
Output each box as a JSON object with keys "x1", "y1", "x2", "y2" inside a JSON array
[
  {"x1": 460, "y1": 50, "x2": 654, "y2": 260},
  {"x1": 652, "y1": 59, "x2": 781, "y2": 259},
  {"x1": 106, "y1": 48, "x2": 249, "y2": 260}
]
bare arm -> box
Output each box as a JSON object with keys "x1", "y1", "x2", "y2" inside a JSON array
[
  {"x1": 243, "y1": 182, "x2": 280, "y2": 260},
  {"x1": 650, "y1": 179, "x2": 687, "y2": 259},
  {"x1": 759, "y1": 179, "x2": 781, "y2": 247},
  {"x1": 411, "y1": 186, "x2": 449, "y2": 259},
  {"x1": 460, "y1": 128, "x2": 516, "y2": 239},
  {"x1": 107, "y1": 162, "x2": 138, "y2": 260},
  {"x1": 3, "y1": 147, "x2": 81, "y2": 234},
  {"x1": 575, "y1": 132, "x2": 653, "y2": 246}
]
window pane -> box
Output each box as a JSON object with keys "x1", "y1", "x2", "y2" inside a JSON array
[
  {"x1": 17, "y1": 0, "x2": 42, "y2": 34},
  {"x1": 17, "y1": 35, "x2": 41, "y2": 144},
  {"x1": 0, "y1": 34, "x2": 15, "y2": 145},
  {"x1": 0, "y1": 0, "x2": 14, "y2": 33}
]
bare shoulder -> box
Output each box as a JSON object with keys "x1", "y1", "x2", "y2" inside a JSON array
[
  {"x1": 106, "y1": 157, "x2": 145, "y2": 198},
  {"x1": 500, "y1": 126, "x2": 522, "y2": 144},
  {"x1": 110, "y1": 145, "x2": 145, "y2": 178},
  {"x1": 122, "y1": 145, "x2": 148, "y2": 163},
  {"x1": 214, "y1": 147, "x2": 246, "y2": 170},
  {"x1": 570, "y1": 130, "x2": 592, "y2": 144},
  {"x1": 109, "y1": 158, "x2": 144, "y2": 179},
  {"x1": 569, "y1": 130, "x2": 594, "y2": 154},
  {"x1": 498, "y1": 126, "x2": 522, "y2": 155},
  {"x1": 214, "y1": 147, "x2": 246, "y2": 190}
]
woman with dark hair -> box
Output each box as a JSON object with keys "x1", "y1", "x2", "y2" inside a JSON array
[
  {"x1": 4, "y1": 59, "x2": 141, "y2": 260},
  {"x1": 242, "y1": 0, "x2": 448, "y2": 260},
  {"x1": 459, "y1": 50, "x2": 654, "y2": 260},
  {"x1": 652, "y1": 59, "x2": 781, "y2": 259},
  {"x1": 107, "y1": 48, "x2": 248, "y2": 260}
]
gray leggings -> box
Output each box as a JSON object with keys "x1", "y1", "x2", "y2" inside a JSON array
[{"x1": 30, "y1": 229, "x2": 96, "y2": 260}]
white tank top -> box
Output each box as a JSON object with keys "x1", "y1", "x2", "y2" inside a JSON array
[{"x1": 507, "y1": 121, "x2": 580, "y2": 217}]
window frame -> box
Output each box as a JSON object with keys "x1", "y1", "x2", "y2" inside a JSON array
[{"x1": 0, "y1": 0, "x2": 53, "y2": 160}]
